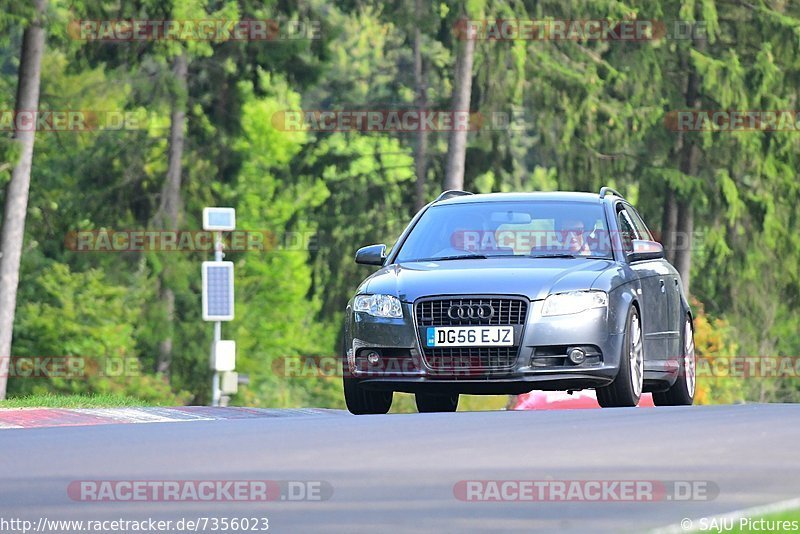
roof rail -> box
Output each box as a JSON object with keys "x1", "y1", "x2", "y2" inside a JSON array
[
  {"x1": 433, "y1": 190, "x2": 473, "y2": 202},
  {"x1": 599, "y1": 186, "x2": 624, "y2": 199}
]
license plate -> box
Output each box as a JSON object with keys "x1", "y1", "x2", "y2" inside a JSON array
[{"x1": 426, "y1": 326, "x2": 514, "y2": 347}]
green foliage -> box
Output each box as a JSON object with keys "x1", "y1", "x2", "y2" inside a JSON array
[
  {"x1": 301, "y1": 132, "x2": 415, "y2": 317},
  {"x1": 10, "y1": 261, "x2": 190, "y2": 404},
  {"x1": 2, "y1": 0, "x2": 799, "y2": 407},
  {"x1": 226, "y1": 73, "x2": 338, "y2": 407}
]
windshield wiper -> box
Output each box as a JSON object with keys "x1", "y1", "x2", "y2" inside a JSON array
[
  {"x1": 411, "y1": 254, "x2": 488, "y2": 262},
  {"x1": 527, "y1": 253, "x2": 608, "y2": 259},
  {"x1": 528, "y1": 253, "x2": 578, "y2": 259}
]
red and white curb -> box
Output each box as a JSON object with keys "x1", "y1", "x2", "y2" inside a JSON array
[{"x1": 0, "y1": 406, "x2": 347, "y2": 429}]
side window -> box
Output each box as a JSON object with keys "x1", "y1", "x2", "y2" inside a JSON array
[
  {"x1": 626, "y1": 206, "x2": 653, "y2": 241},
  {"x1": 616, "y1": 207, "x2": 637, "y2": 253}
]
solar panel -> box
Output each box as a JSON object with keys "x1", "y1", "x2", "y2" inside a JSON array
[{"x1": 202, "y1": 261, "x2": 234, "y2": 321}]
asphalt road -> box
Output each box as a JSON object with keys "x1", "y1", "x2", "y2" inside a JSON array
[{"x1": 1, "y1": 404, "x2": 799, "y2": 533}]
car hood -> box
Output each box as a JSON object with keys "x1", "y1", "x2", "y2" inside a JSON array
[{"x1": 359, "y1": 257, "x2": 616, "y2": 302}]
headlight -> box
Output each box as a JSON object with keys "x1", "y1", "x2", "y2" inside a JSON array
[
  {"x1": 541, "y1": 290, "x2": 608, "y2": 316},
  {"x1": 353, "y1": 294, "x2": 403, "y2": 318}
]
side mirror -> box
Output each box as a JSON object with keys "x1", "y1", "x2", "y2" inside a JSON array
[
  {"x1": 627, "y1": 240, "x2": 664, "y2": 262},
  {"x1": 355, "y1": 244, "x2": 387, "y2": 266}
]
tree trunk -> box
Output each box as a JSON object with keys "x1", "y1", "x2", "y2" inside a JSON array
[
  {"x1": 158, "y1": 52, "x2": 188, "y2": 230},
  {"x1": 413, "y1": 3, "x2": 429, "y2": 211},
  {"x1": 661, "y1": 185, "x2": 677, "y2": 264},
  {"x1": 673, "y1": 31, "x2": 704, "y2": 296},
  {"x1": 675, "y1": 197, "x2": 694, "y2": 294},
  {"x1": 674, "y1": 134, "x2": 700, "y2": 294},
  {"x1": 155, "y1": 52, "x2": 188, "y2": 376},
  {"x1": 0, "y1": 0, "x2": 47, "y2": 400},
  {"x1": 443, "y1": 18, "x2": 475, "y2": 192}
]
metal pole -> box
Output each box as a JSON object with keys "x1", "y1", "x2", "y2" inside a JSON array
[
  {"x1": 212, "y1": 321, "x2": 221, "y2": 406},
  {"x1": 211, "y1": 230, "x2": 223, "y2": 407}
]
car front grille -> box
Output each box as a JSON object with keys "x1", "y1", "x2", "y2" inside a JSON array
[
  {"x1": 415, "y1": 296, "x2": 528, "y2": 372},
  {"x1": 416, "y1": 297, "x2": 527, "y2": 327}
]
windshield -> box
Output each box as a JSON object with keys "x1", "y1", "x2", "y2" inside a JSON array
[{"x1": 394, "y1": 200, "x2": 613, "y2": 262}]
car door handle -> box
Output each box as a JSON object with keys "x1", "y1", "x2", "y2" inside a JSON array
[{"x1": 660, "y1": 279, "x2": 665, "y2": 293}]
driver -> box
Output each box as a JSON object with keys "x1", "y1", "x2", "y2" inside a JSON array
[{"x1": 559, "y1": 218, "x2": 593, "y2": 256}]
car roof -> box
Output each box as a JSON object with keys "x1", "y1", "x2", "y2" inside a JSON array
[{"x1": 433, "y1": 191, "x2": 611, "y2": 206}]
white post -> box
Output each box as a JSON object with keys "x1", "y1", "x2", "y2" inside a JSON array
[
  {"x1": 202, "y1": 208, "x2": 235, "y2": 407},
  {"x1": 211, "y1": 230, "x2": 223, "y2": 406}
]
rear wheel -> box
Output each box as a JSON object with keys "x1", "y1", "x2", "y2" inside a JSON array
[
  {"x1": 597, "y1": 306, "x2": 643, "y2": 408},
  {"x1": 415, "y1": 393, "x2": 459, "y2": 413},
  {"x1": 343, "y1": 377, "x2": 393, "y2": 414},
  {"x1": 653, "y1": 315, "x2": 695, "y2": 406}
]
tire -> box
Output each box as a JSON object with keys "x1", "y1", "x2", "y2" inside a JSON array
[
  {"x1": 597, "y1": 306, "x2": 643, "y2": 408},
  {"x1": 415, "y1": 393, "x2": 459, "y2": 413},
  {"x1": 343, "y1": 376, "x2": 393, "y2": 414},
  {"x1": 340, "y1": 333, "x2": 392, "y2": 415},
  {"x1": 653, "y1": 315, "x2": 695, "y2": 406}
]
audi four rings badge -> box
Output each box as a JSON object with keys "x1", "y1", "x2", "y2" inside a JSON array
[{"x1": 447, "y1": 304, "x2": 495, "y2": 320}]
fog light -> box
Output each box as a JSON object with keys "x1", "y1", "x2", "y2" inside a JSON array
[
  {"x1": 366, "y1": 351, "x2": 381, "y2": 364},
  {"x1": 568, "y1": 348, "x2": 586, "y2": 364}
]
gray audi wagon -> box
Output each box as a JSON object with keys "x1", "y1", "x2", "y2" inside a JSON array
[{"x1": 343, "y1": 188, "x2": 695, "y2": 414}]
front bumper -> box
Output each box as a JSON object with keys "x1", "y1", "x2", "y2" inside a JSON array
[{"x1": 344, "y1": 297, "x2": 625, "y2": 395}]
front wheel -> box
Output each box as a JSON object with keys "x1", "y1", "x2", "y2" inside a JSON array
[
  {"x1": 415, "y1": 393, "x2": 459, "y2": 413},
  {"x1": 343, "y1": 377, "x2": 393, "y2": 415},
  {"x1": 653, "y1": 315, "x2": 695, "y2": 406},
  {"x1": 597, "y1": 306, "x2": 643, "y2": 408}
]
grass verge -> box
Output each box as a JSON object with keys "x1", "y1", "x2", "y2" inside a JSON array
[
  {"x1": 389, "y1": 392, "x2": 510, "y2": 413},
  {"x1": 724, "y1": 508, "x2": 800, "y2": 533},
  {"x1": 0, "y1": 393, "x2": 152, "y2": 409}
]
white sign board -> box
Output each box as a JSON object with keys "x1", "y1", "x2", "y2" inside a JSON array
[{"x1": 203, "y1": 207, "x2": 236, "y2": 231}]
